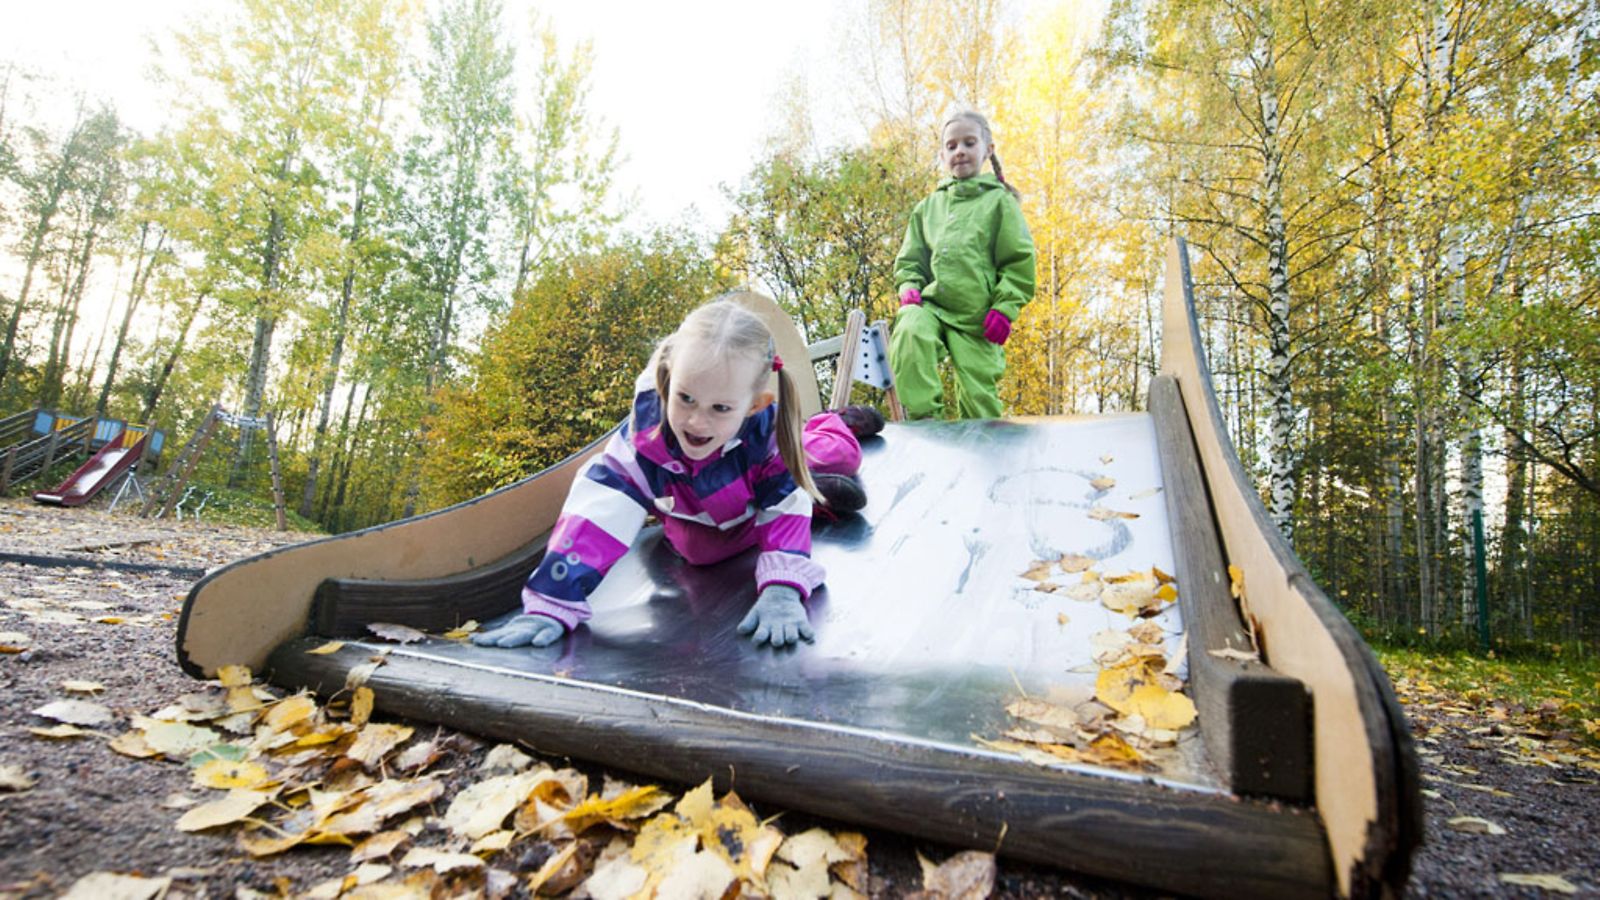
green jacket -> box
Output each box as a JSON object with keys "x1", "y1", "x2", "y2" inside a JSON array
[{"x1": 893, "y1": 173, "x2": 1036, "y2": 332}]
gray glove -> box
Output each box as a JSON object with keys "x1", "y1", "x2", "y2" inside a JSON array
[
  {"x1": 736, "y1": 585, "x2": 813, "y2": 647},
  {"x1": 470, "y1": 611, "x2": 566, "y2": 648}
]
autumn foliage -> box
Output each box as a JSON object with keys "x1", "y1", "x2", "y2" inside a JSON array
[{"x1": 420, "y1": 234, "x2": 730, "y2": 507}]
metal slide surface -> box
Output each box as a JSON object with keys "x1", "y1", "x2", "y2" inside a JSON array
[
  {"x1": 297, "y1": 414, "x2": 1204, "y2": 778},
  {"x1": 33, "y1": 432, "x2": 149, "y2": 507},
  {"x1": 183, "y1": 271, "x2": 1415, "y2": 897}
]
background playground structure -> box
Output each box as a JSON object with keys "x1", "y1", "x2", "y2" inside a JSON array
[{"x1": 0, "y1": 408, "x2": 164, "y2": 502}]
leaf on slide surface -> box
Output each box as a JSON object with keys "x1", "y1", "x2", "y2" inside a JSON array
[{"x1": 368, "y1": 623, "x2": 427, "y2": 644}]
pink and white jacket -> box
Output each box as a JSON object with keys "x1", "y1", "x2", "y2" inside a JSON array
[{"x1": 520, "y1": 371, "x2": 826, "y2": 629}]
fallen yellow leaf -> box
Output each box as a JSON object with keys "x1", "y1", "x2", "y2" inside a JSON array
[{"x1": 194, "y1": 759, "x2": 271, "y2": 791}]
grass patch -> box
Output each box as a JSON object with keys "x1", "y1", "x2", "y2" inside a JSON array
[
  {"x1": 1376, "y1": 645, "x2": 1600, "y2": 746},
  {"x1": 154, "y1": 482, "x2": 323, "y2": 533}
]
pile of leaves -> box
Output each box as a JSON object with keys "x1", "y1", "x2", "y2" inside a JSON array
[
  {"x1": 22, "y1": 650, "x2": 1009, "y2": 899},
  {"x1": 981, "y1": 556, "x2": 1196, "y2": 773}
]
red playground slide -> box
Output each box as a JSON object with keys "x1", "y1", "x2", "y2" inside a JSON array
[{"x1": 33, "y1": 429, "x2": 151, "y2": 507}]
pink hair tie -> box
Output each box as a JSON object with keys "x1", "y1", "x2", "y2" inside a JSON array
[{"x1": 771, "y1": 354, "x2": 784, "y2": 373}]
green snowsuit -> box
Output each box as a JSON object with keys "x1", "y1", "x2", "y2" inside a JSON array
[{"x1": 890, "y1": 173, "x2": 1036, "y2": 419}]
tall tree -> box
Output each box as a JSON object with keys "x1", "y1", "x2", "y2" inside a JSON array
[
  {"x1": 297, "y1": 0, "x2": 415, "y2": 519},
  {"x1": 505, "y1": 17, "x2": 621, "y2": 296},
  {"x1": 167, "y1": 0, "x2": 350, "y2": 483},
  {"x1": 0, "y1": 101, "x2": 105, "y2": 397},
  {"x1": 1110, "y1": 0, "x2": 1362, "y2": 544},
  {"x1": 396, "y1": 0, "x2": 517, "y2": 517}
]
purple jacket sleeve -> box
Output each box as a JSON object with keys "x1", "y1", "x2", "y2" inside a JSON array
[
  {"x1": 520, "y1": 430, "x2": 651, "y2": 628},
  {"x1": 750, "y1": 442, "x2": 825, "y2": 598}
]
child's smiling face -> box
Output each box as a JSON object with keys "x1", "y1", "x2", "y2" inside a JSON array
[
  {"x1": 941, "y1": 118, "x2": 992, "y2": 179},
  {"x1": 664, "y1": 352, "x2": 772, "y2": 460}
]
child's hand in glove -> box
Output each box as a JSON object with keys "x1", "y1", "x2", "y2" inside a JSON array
[
  {"x1": 470, "y1": 611, "x2": 566, "y2": 648},
  {"x1": 736, "y1": 585, "x2": 814, "y2": 648}
]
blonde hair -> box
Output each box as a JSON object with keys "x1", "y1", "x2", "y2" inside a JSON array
[
  {"x1": 648, "y1": 298, "x2": 822, "y2": 504},
  {"x1": 941, "y1": 110, "x2": 1022, "y2": 200}
]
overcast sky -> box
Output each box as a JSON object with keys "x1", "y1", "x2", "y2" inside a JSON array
[{"x1": 3, "y1": 0, "x2": 854, "y2": 231}]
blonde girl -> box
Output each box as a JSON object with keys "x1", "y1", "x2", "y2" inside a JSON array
[{"x1": 473, "y1": 298, "x2": 873, "y2": 650}]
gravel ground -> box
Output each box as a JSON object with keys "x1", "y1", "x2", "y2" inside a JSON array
[{"x1": 1, "y1": 497, "x2": 1596, "y2": 898}]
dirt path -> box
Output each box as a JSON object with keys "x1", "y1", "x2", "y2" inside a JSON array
[{"x1": 1, "y1": 498, "x2": 1595, "y2": 898}]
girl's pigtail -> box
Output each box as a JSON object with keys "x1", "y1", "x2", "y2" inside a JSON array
[
  {"x1": 648, "y1": 339, "x2": 673, "y2": 435},
  {"x1": 773, "y1": 368, "x2": 823, "y2": 504},
  {"x1": 991, "y1": 150, "x2": 1022, "y2": 200}
]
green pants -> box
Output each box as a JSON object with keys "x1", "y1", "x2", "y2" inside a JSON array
[{"x1": 889, "y1": 303, "x2": 1005, "y2": 419}]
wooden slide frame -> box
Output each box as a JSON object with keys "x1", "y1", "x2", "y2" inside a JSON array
[
  {"x1": 1159, "y1": 238, "x2": 1420, "y2": 895},
  {"x1": 176, "y1": 272, "x2": 1418, "y2": 897}
]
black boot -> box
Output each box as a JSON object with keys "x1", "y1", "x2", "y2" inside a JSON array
[
  {"x1": 836, "y1": 404, "x2": 885, "y2": 439},
  {"x1": 814, "y1": 473, "x2": 867, "y2": 514}
]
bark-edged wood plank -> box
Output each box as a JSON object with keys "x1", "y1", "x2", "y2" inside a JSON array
[
  {"x1": 269, "y1": 637, "x2": 1334, "y2": 900},
  {"x1": 1150, "y1": 374, "x2": 1313, "y2": 802}
]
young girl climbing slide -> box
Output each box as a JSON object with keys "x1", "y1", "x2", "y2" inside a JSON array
[
  {"x1": 473, "y1": 298, "x2": 880, "y2": 652},
  {"x1": 890, "y1": 110, "x2": 1036, "y2": 419}
]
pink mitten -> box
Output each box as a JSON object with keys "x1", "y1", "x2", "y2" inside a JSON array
[
  {"x1": 983, "y1": 309, "x2": 1011, "y2": 345},
  {"x1": 899, "y1": 287, "x2": 922, "y2": 306}
]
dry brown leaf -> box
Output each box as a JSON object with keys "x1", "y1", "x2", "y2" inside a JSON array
[
  {"x1": 32, "y1": 699, "x2": 114, "y2": 727},
  {"x1": 399, "y1": 847, "x2": 484, "y2": 874},
  {"x1": 525, "y1": 841, "x2": 580, "y2": 896},
  {"x1": 1498, "y1": 874, "x2": 1578, "y2": 893},
  {"x1": 918, "y1": 849, "x2": 996, "y2": 900},
  {"x1": 176, "y1": 789, "x2": 275, "y2": 832},
  {"x1": 1006, "y1": 698, "x2": 1079, "y2": 734},
  {"x1": 109, "y1": 731, "x2": 161, "y2": 759},
  {"x1": 28, "y1": 723, "x2": 90, "y2": 739},
  {"x1": 443, "y1": 771, "x2": 541, "y2": 839},
  {"x1": 1057, "y1": 553, "x2": 1094, "y2": 573},
  {"x1": 469, "y1": 829, "x2": 515, "y2": 854},
  {"x1": 0, "y1": 631, "x2": 32, "y2": 652},
  {"x1": 480, "y1": 743, "x2": 534, "y2": 774},
  {"x1": 767, "y1": 859, "x2": 831, "y2": 899},
  {"x1": 1033, "y1": 581, "x2": 1060, "y2": 594},
  {"x1": 143, "y1": 721, "x2": 222, "y2": 758},
  {"x1": 0, "y1": 764, "x2": 35, "y2": 792},
  {"x1": 368, "y1": 622, "x2": 427, "y2": 644},
  {"x1": 306, "y1": 641, "x2": 345, "y2": 655},
  {"x1": 350, "y1": 687, "x2": 375, "y2": 729},
  {"x1": 1064, "y1": 582, "x2": 1101, "y2": 602},
  {"x1": 345, "y1": 659, "x2": 385, "y2": 690},
  {"x1": 393, "y1": 738, "x2": 445, "y2": 774},
  {"x1": 1019, "y1": 560, "x2": 1055, "y2": 582},
  {"x1": 59, "y1": 872, "x2": 172, "y2": 900},
  {"x1": 1090, "y1": 476, "x2": 1116, "y2": 491},
  {"x1": 1446, "y1": 816, "x2": 1507, "y2": 835},
  {"x1": 61, "y1": 680, "x2": 105, "y2": 694},
  {"x1": 350, "y1": 829, "x2": 412, "y2": 863},
  {"x1": 346, "y1": 723, "x2": 413, "y2": 769}
]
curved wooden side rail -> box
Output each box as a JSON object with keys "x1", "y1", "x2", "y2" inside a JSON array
[
  {"x1": 175, "y1": 428, "x2": 614, "y2": 678},
  {"x1": 1150, "y1": 375, "x2": 1312, "y2": 802},
  {"x1": 1159, "y1": 238, "x2": 1421, "y2": 896}
]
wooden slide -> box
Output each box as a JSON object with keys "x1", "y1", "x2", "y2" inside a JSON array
[{"x1": 177, "y1": 248, "x2": 1419, "y2": 898}]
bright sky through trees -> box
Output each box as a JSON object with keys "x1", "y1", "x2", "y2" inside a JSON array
[{"x1": 3, "y1": 0, "x2": 849, "y2": 229}]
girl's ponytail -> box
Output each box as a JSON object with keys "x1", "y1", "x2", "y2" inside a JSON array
[
  {"x1": 773, "y1": 367, "x2": 823, "y2": 505},
  {"x1": 990, "y1": 150, "x2": 1022, "y2": 200}
]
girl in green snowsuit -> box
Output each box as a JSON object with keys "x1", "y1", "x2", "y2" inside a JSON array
[{"x1": 890, "y1": 111, "x2": 1036, "y2": 419}]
